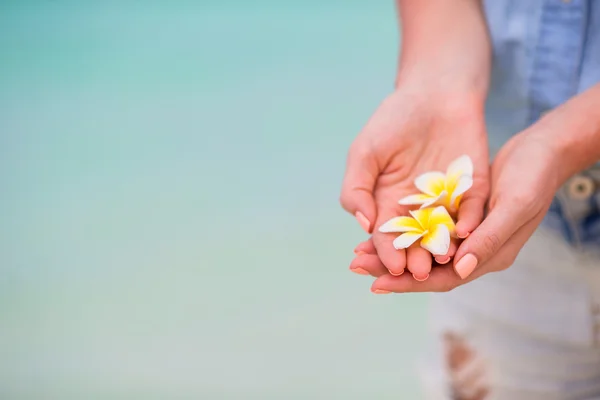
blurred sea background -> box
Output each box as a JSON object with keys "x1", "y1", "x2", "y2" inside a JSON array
[{"x1": 0, "y1": 1, "x2": 429, "y2": 398}]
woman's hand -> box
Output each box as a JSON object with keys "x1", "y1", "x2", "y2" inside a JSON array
[
  {"x1": 364, "y1": 80, "x2": 600, "y2": 293},
  {"x1": 340, "y1": 88, "x2": 490, "y2": 280},
  {"x1": 366, "y1": 128, "x2": 562, "y2": 293},
  {"x1": 341, "y1": 0, "x2": 492, "y2": 280}
]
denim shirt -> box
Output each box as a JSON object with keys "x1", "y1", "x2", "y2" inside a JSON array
[{"x1": 483, "y1": 0, "x2": 600, "y2": 248}]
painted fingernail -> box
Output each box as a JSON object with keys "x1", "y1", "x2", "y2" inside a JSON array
[
  {"x1": 372, "y1": 289, "x2": 391, "y2": 294},
  {"x1": 350, "y1": 267, "x2": 369, "y2": 275},
  {"x1": 354, "y1": 250, "x2": 366, "y2": 256},
  {"x1": 455, "y1": 253, "x2": 478, "y2": 279},
  {"x1": 435, "y1": 256, "x2": 450, "y2": 264},
  {"x1": 389, "y1": 269, "x2": 405, "y2": 277},
  {"x1": 412, "y1": 273, "x2": 429, "y2": 282},
  {"x1": 355, "y1": 211, "x2": 371, "y2": 233}
]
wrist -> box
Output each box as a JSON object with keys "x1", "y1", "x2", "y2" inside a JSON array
[
  {"x1": 391, "y1": 81, "x2": 487, "y2": 131},
  {"x1": 527, "y1": 85, "x2": 600, "y2": 183},
  {"x1": 395, "y1": 68, "x2": 489, "y2": 106}
]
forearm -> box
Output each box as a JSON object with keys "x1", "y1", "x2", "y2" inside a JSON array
[
  {"x1": 394, "y1": 0, "x2": 492, "y2": 101},
  {"x1": 535, "y1": 84, "x2": 600, "y2": 182}
]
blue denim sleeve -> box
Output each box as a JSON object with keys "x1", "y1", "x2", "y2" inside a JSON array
[{"x1": 483, "y1": 0, "x2": 600, "y2": 249}]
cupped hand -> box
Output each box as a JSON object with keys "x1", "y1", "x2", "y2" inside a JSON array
[
  {"x1": 340, "y1": 88, "x2": 489, "y2": 280},
  {"x1": 368, "y1": 128, "x2": 563, "y2": 293}
]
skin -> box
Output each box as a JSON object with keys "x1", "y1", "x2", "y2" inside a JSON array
[
  {"x1": 340, "y1": 89, "x2": 489, "y2": 280},
  {"x1": 340, "y1": 0, "x2": 492, "y2": 280},
  {"x1": 343, "y1": 1, "x2": 600, "y2": 293}
]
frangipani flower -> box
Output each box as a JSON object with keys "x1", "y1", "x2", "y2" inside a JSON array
[
  {"x1": 399, "y1": 155, "x2": 474, "y2": 212},
  {"x1": 378, "y1": 206, "x2": 456, "y2": 256}
]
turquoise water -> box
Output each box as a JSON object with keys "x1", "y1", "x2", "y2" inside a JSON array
[{"x1": 0, "y1": 2, "x2": 428, "y2": 398}]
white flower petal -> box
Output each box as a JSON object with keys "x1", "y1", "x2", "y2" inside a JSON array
[
  {"x1": 446, "y1": 155, "x2": 473, "y2": 179},
  {"x1": 420, "y1": 224, "x2": 450, "y2": 256},
  {"x1": 393, "y1": 232, "x2": 424, "y2": 249},
  {"x1": 378, "y1": 216, "x2": 422, "y2": 233},
  {"x1": 399, "y1": 194, "x2": 432, "y2": 205},
  {"x1": 414, "y1": 172, "x2": 446, "y2": 196},
  {"x1": 419, "y1": 191, "x2": 447, "y2": 209},
  {"x1": 450, "y1": 174, "x2": 473, "y2": 204}
]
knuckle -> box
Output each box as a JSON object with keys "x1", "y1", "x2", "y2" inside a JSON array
[
  {"x1": 348, "y1": 140, "x2": 370, "y2": 160},
  {"x1": 498, "y1": 254, "x2": 517, "y2": 271},
  {"x1": 441, "y1": 281, "x2": 459, "y2": 293},
  {"x1": 506, "y1": 191, "x2": 537, "y2": 214},
  {"x1": 338, "y1": 187, "x2": 360, "y2": 212},
  {"x1": 338, "y1": 193, "x2": 350, "y2": 210},
  {"x1": 482, "y1": 233, "x2": 501, "y2": 255},
  {"x1": 370, "y1": 231, "x2": 387, "y2": 248},
  {"x1": 496, "y1": 262, "x2": 511, "y2": 272},
  {"x1": 486, "y1": 252, "x2": 517, "y2": 273}
]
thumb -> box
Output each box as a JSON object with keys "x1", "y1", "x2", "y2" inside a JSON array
[
  {"x1": 453, "y1": 203, "x2": 526, "y2": 279},
  {"x1": 340, "y1": 142, "x2": 378, "y2": 233}
]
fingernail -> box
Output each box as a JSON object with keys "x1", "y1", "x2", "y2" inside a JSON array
[
  {"x1": 354, "y1": 250, "x2": 366, "y2": 256},
  {"x1": 355, "y1": 211, "x2": 370, "y2": 233},
  {"x1": 435, "y1": 256, "x2": 450, "y2": 264},
  {"x1": 389, "y1": 269, "x2": 405, "y2": 276},
  {"x1": 350, "y1": 267, "x2": 369, "y2": 275},
  {"x1": 457, "y1": 231, "x2": 470, "y2": 239},
  {"x1": 372, "y1": 289, "x2": 391, "y2": 294},
  {"x1": 412, "y1": 273, "x2": 429, "y2": 282},
  {"x1": 455, "y1": 254, "x2": 478, "y2": 279}
]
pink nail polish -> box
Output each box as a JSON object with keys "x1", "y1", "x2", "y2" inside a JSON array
[
  {"x1": 389, "y1": 269, "x2": 405, "y2": 276},
  {"x1": 455, "y1": 254, "x2": 478, "y2": 279},
  {"x1": 350, "y1": 267, "x2": 369, "y2": 275},
  {"x1": 412, "y1": 273, "x2": 429, "y2": 282},
  {"x1": 435, "y1": 256, "x2": 450, "y2": 264},
  {"x1": 372, "y1": 289, "x2": 391, "y2": 294},
  {"x1": 355, "y1": 211, "x2": 370, "y2": 233}
]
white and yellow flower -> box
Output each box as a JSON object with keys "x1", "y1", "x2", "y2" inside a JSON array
[
  {"x1": 399, "y1": 155, "x2": 474, "y2": 212},
  {"x1": 378, "y1": 206, "x2": 456, "y2": 256}
]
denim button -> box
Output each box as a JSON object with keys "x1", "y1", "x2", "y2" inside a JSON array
[{"x1": 567, "y1": 175, "x2": 595, "y2": 200}]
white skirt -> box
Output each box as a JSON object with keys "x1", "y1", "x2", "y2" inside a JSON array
[{"x1": 419, "y1": 227, "x2": 600, "y2": 400}]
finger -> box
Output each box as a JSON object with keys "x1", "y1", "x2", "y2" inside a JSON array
[
  {"x1": 406, "y1": 246, "x2": 432, "y2": 281},
  {"x1": 349, "y1": 254, "x2": 389, "y2": 277},
  {"x1": 453, "y1": 203, "x2": 529, "y2": 280},
  {"x1": 340, "y1": 142, "x2": 379, "y2": 233},
  {"x1": 371, "y1": 264, "x2": 459, "y2": 293},
  {"x1": 353, "y1": 238, "x2": 376, "y2": 255},
  {"x1": 371, "y1": 214, "x2": 545, "y2": 293},
  {"x1": 373, "y1": 215, "x2": 407, "y2": 276},
  {"x1": 455, "y1": 188, "x2": 487, "y2": 239},
  {"x1": 434, "y1": 239, "x2": 457, "y2": 265},
  {"x1": 462, "y1": 211, "x2": 546, "y2": 282}
]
